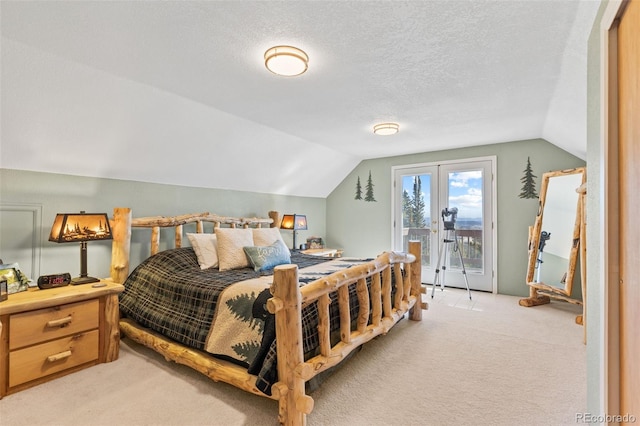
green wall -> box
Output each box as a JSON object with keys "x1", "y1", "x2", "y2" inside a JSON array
[
  {"x1": 1, "y1": 136, "x2": 586, "y2": 299},
  {"x1": 0, "y1": 169, "x2": 326, "y2": 281},
  {"x1": 326, "y1": 138, "x2": 585, "y2": 296}
]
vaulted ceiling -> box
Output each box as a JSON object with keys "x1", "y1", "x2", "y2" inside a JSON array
[{"x1": 1, "y1": 1, "x2": 600, "y2": 197}]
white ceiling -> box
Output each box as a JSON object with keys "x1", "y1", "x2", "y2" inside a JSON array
[{"x1": 0, "y1": 1, "x2": 600, "y2": 197}]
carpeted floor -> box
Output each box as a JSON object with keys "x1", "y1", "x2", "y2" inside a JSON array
[{"x1": 0, "y1": 288, "x2": 586, "y2": 426}]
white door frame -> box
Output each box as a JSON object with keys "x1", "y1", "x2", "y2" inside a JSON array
[{"x1": 391, "y1": 156, "x2": 497, "y2": 294}]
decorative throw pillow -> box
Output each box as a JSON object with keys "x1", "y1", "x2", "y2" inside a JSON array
[
  {"x1": 186, "y1": 233, "x2": 219, "y2": 269},
  {"x1": 243, "y1": 239, "x2": 291, "y2": 272},
  {"x1": 215, "y1": 228, "x2": 254, "y2": 271},
  {"x1": 252, "y1": 227, "x2": 290, "y2": 255}
]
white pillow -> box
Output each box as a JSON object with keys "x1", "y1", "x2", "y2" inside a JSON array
[
  {"x1": 215, "y1": 228, "x2": 254, "y2": 271},
  {"x1": 252, "y1": 227, "x2": 291, "y2": 255},
  {"x1": 186, "y1": 233, "x2": 219, "y2": 269}
]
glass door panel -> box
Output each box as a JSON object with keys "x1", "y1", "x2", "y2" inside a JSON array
[{"x1": 394, "y1": 159, "x2": 494, "y2": 292}]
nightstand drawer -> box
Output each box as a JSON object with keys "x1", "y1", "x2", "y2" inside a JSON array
[
  {"x1": 9, "y1": 299, "x2": 99, "y2": 350},
  {"x1": 9, "y1": 329, "x2": 99, "y2": 388}
]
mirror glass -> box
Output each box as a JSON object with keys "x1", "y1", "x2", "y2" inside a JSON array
[{"x1": 526, "y1": 168, "x2": 585, "y2": 296}]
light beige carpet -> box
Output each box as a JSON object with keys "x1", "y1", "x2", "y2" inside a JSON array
[{"x1": 0, "y1": 289, "x2": 586, "y2": 426}]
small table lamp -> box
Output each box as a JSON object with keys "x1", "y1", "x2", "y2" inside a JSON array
[
  {"x1": 49, "y1": 211, "x2": 112, "y2": 285},
  {"x1": 280, "y1": 214, "x2": 307, "y2": 250}
]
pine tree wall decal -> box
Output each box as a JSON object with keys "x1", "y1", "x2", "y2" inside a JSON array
[
  {"x1": 365, "y1": 170, "x2": 376, "y2": 202},
  {"x1": 519, "y1": 157, "x2": 539, "y2": 199},
  {"x1": 355, "y1": 176, "x2": 363, "y2": 200}
]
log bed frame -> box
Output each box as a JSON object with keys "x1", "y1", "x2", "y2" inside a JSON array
[{"x1": 108, "y1": 207, "x2": 427, "y2": 425}]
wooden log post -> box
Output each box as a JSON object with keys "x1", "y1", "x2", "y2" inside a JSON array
[
  {"x1": 270, "y1": 264, "x2": 312, "y2": 426},
  {"x1": 317, "y1": 294, "x2": 331, "y2": 357},
  {"x1": 371, "y1": 272, "x2": 383, "y2": 326},
  {"x1": 393, "y1": 263, "x2": 404, "y2": 310},
  {"x1": 269, "y1": 211, "x2": 281, "y2": 229},
  {"x1": 175, "y1": 225, "x2": 183, "y2": 248},
  {"x1": 151, "y1": 227, "x2": 160, "y2": 256},
  {"x1": 381, "y1": 267, "x2": 392, "y2": 319},
  {"x1": 408, "y1": 240, "x2": 426, "y2": 320},
  {"x1": 110, "y1": 207, "x2": 132, "y2": 284},
  {"x1": 102, "y1": 293, "x2": 121, "y2": 362}
]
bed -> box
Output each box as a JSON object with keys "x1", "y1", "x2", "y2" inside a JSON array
[{"x1": 108, "y1": 207, "x2": 426, "y2": 425}]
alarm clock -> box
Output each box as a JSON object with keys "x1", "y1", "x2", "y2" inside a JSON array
[{"x1": 37, "y1": 273, "x2": 72, "y2": 289}]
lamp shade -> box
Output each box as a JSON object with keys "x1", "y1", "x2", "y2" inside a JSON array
[
  {"x1": 49, "y1": 212, "x2": 112, "y2": 243},
  {"x1": 373, "y1": 122, "x2": 400, "y2": 136},
  {"x1": 264, "y1": 45, "x2": 309, "y2": 77},
  {"x1": 280, "y1": 214, "x2": 308, "y2": 230}
]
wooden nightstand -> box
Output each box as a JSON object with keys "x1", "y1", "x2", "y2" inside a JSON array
[
  {"x1": 301, "y1": 248, "x2": 344, "y2": 258},
  {"x1": 0, "y1": 280, "x2": 124, "y2": 397}
]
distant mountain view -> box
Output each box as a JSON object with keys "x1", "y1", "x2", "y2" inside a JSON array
[{"x1": 425, "y1": 218, "x2": 483, "y2": 230}]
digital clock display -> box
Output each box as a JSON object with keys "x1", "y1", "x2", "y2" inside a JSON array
[{"x1": 38, "y1": 273, "x2": 71, "y2": 289}]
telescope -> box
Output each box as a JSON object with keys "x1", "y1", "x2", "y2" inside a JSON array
[{"x1": 441, "y1": 207, "x2": 458, "y2": 231}]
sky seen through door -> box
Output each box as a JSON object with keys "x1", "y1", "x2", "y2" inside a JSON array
[{"x1": 402, "y1": 170, "x2": 483, "y2": 226}]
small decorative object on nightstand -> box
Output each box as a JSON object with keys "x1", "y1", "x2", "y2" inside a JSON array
[{"x1": 306, "y1": 236, "x2": 323, "y2": 249}]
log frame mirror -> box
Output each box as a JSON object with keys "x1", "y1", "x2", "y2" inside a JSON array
[{"x1": 521, "y1": 167, "x2": 586, "y2": 306}]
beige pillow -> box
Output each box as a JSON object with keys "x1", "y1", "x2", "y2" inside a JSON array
[
  {"x1": 186, "y1": 233, "x2": 218, "y2": 269},
  {"x1": 215, "y1": 228, "x2": 254, "y2": 271},
  {"x1": 252, "y1": 227, "x2": 290, "y2": 255}
]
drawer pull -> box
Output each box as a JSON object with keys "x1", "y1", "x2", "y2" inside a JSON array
[
  {"x1": 46, "y1": 316, "x2": 73, "y2": 328},
  {"x1": 47, "y1": 350, "x2": 72, "y2": 362}
]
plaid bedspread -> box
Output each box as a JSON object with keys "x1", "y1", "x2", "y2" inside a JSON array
[{"x1": 119, "y1": 247, "x2": 395, "y2": 395}]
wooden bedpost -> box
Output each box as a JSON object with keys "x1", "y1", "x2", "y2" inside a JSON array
[
  {"x1": 408, "y1": 240, "x2": 427, "y2": 320},
  {"x1": 268, "y1": 211, "x2": 281, "y2": 228},
  {"x1": 110, "y1": 207, "x2": 132, "y2": 284},
  {"x1": 269, "y1": 264, "x2": 312, "y2": 426}
]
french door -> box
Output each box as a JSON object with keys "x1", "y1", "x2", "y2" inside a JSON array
[{"x1": 393, "y1": 158, "x2": 495, "y2": 292}]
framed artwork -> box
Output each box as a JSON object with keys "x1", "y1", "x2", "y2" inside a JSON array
[
  {"x1": 0, "y1": 263, "x2": 30, "y2": 294},
  {"x1": 0, "y1": 279, "x2": 7, "y2": 301},
  {"x1": 306, "y1": 237, "x2": 324, "y2": 249}
]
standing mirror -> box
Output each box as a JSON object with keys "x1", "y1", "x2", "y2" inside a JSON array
[{"x1": 520, "y1": 167, "x2": 586, "y2": 307}]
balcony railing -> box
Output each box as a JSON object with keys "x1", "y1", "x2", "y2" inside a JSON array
[{"x1": 402, "y1": 228, "x2": 483, "y2": 270}]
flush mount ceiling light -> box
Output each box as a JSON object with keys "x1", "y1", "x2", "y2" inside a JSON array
[
  {"x1": 264, "y1": 45, "x2": 309, "y2": 77},
  {"x1": 373, "y1": 122, "x2": 400, "y2": 136}
]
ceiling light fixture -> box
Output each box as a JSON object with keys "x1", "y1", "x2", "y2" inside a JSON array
[
  {"x1": 264, "y1": 45, "x2": 309, "y2": 77},
  {"x1": 373, "y1": 122, "x2": 400, "y2": 136}
]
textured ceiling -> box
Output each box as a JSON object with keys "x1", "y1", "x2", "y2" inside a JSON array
[{"x1": 0, "y1": 1, "x2": 600, "y2": 197}]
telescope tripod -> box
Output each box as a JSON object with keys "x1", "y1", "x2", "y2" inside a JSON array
[{"x1": 431, "y1": 227, "x2": 472, "y2": 300}]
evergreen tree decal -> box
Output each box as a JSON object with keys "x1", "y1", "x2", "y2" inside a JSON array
[
  {"x1": 519, "y1": 157, "x2": 539, "y2": 199},
  {"x1": 355, "y1": 176, "x2": 363, "y2": 200},
  {"x1": 365, "y1": 170, "x2": 376, "y2": 202}
]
